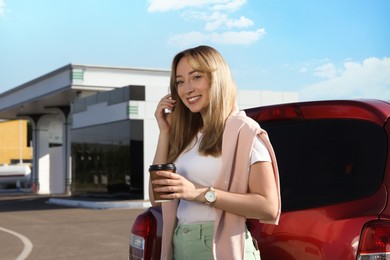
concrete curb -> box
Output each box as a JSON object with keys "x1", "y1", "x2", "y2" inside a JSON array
[{"x1": 47, "y1": 198, "x2": 152, "y2": 209}]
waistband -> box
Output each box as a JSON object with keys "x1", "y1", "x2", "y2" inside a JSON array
[{"x1": 175, "y1": 222, "x2": 214, "y2": 235}]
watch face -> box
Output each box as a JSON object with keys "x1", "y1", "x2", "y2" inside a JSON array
[{"x1": 205, "y1": 191, "x2": 216, "y2": 203}]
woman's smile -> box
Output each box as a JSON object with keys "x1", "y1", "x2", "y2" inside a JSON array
[{"x1": 187, "y1": 95, "x2": 202, "y2": 104}]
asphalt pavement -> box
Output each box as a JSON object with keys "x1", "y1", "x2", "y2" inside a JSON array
[{"x1": 0, "y1": 192, "x2": 149, "y2": 260}]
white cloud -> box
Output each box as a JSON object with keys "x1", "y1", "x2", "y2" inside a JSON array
[
  {"x1": 226, "y1": 16, "x2": 254, "y2": 28},
  {"x1": 314, "y1": 63, "x2": 338, "y2": 78},
  {"x1": 211, "y1": 0, "x2": 247, "y2": 12},
  {"x1": 211, "y1": 28, "x2": 265, "y2": 45},
  {"x1": 299, "y1": 67, "x2": 308, "y2": 73},
  {"x1": 147, "y1": 0, "x2": 228, "y2": 12},
  {"x1": 147, "y1": 0, "x2": 261, "y2": 46},
  {"x1": 168, "y1": 28, "x2": 265, "y2": 47},
  {"x1": 0, "y1": 0, "x2": 6, "y2": 16},
  {"x1": 147, "y1": 0, "x2": 246, "y2": 13},
  {"x1": 205, "y1": 12, "x2": 228, "y2": 31},
  {"x1": 299, "y1": 57, "x2": 390, "y2": 101},
  {"x1": 181, "y1": 10, "x2": 208, "y2": 20},
  {"x1": 192, "y1": 11, "x2": 253, "y2": 31}
]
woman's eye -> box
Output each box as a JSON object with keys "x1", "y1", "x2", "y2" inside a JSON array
[
  {"x1": 193, "y1": 75, "x2": 202, "y2": 80},
  {"x1": 176, "y1": 80, "x2": 184, "y2": 86}
]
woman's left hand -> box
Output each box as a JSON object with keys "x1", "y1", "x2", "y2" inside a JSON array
[{"x1": 151, "y1": 170, "x2": 204, "y2": 202}]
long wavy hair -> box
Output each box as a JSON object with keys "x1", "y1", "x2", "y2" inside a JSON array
[{"x1": 167, "y1": 45, "x2": 237, "y2": 162}]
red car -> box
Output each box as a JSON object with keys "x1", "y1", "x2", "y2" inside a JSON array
[{"x1": 130, "y1": 99, "x2": 390, "y2": 260}]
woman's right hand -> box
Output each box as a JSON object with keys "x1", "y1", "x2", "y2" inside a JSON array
[{"x1": 155, "y1": 94, "x2": 176, "y2": 132}]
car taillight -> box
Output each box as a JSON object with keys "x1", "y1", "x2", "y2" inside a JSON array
[
  {"x1": 129, "y1": 211, "x2": 157, "y2": 260},
  {"x1": 357, "y1": 220, "x2": 390, "y2": 260},
  {"x1": 247, "y1": 105, "x2": 303, "y2": 122}
]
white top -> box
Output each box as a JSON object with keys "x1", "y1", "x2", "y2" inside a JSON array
[{"x1": 175, "y1": 133, "x2": 271, "y2": 224}]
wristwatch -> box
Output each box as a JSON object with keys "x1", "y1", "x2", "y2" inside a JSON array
[{"x1": 204, "y1": 186, "x2": 217, "y2": 205}]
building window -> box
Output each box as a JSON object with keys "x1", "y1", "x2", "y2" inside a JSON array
[
  {"x1": 27, "y1": 121, "x2": 33, "y2": 147},
  {"x1": 71, "y1": 120, "x2": 143, "y2": 198},
  {"x1": 129, "y1": 85, "x2": 145, "y2": 101}
]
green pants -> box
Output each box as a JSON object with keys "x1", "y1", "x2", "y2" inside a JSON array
[{"x1": 173, "y1": 222, "x2": 261, "y2": 260}]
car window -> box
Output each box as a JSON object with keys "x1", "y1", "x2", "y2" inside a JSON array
[{"x1": 260, "y1": 119, "x2": 387, "y2": 211}]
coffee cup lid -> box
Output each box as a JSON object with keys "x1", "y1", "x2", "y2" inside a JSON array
[{"x1": 149, "y1": 163, "x2": 176, "y2": 171}]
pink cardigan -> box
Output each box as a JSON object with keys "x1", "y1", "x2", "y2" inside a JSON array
[{"x1": 160, "y1": 110, "x2": 281, "y2": 259}]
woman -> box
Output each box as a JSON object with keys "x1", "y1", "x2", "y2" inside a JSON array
[{"x1": 151, "y1": 45, "x2": 281, "y2": 260}]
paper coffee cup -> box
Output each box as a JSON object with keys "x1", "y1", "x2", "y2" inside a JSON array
[{"x1": 149, "y1": 163, "x2": 176, "y2": 202}]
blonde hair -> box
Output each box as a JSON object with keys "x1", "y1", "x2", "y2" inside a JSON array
[{"x1": 168, "y1": 45, "x2": 237, "y2": 162}]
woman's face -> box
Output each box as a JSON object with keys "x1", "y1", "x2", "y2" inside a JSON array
[{"x1": 175, "y1": 57, "x2": 211, "y2": 118}]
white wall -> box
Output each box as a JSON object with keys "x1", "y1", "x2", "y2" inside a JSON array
[{"x1": 237, "y1": 90, "x2": 299, "y2": 109}]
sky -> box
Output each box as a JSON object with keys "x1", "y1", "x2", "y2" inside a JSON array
[{"x1": 0, "y1": 0, "x2": 389, "y2": 101}]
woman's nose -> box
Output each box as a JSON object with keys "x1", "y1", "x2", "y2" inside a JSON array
[
  {"x1": 184, "y1": 83, "x2": 194, "y2": 95},
  {"x1": 185, "y1": 89, "x2": 194, "y2": 95}
]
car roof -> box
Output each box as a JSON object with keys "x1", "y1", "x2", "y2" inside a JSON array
[{"x1": 245, "y1": 99, "x2": 390, "y2": 126}]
